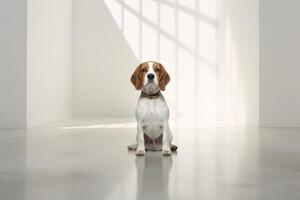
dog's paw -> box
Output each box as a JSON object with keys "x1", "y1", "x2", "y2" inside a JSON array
[
  {"x1": 136, "y1": 149, "x2": 145, "y2": 156},
  {"x1": 162, "y1": 149, "x2": 172, "y2": 156}
]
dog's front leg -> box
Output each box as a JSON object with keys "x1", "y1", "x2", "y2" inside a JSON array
[
  {"x1": 162, "y1": 122, "x2": 172, "y2": 156},
  {"x1": 136, "y1": 122, "x2": 145, "y2": 156}
]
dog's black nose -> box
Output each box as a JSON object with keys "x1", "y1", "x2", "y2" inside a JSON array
[{"x1": 147, "y1": 73, "x2": 155, "y2": 80}]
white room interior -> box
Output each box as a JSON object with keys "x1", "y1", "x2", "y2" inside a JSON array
[
  {"x1": 1, "y1": 0, "x2": 299, "y2": 128},
  {"x1": 1, "y1": 0, "x2": 300, "y2": 199},
  {"x1": 1, "y1": 0, "x2": 261, "y2": 128}
]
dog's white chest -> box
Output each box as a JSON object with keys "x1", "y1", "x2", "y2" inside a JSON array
[{"x1": 136, "y1": 96, "x2": 169, "y2": 139}]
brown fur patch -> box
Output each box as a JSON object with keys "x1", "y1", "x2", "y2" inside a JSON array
[{"x1": 130, "y1": 63, "x2": 148, "y2": 90}]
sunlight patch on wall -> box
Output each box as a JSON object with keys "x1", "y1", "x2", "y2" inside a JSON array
[
  {"x1": 178, "y1": 0, "x2": 195, "y2": 9},
  {"x1": 142, "y1": 0, "x2": 157, "y2": 25},
  {"x1": 104, "y1": 0, "x2": 249, "y2": 126},
  {"x1": 177, "y1": 47, "x2": 196, "y2": 116},
  {"x1": 178, "y1": 11, "x2": 196, "y2": 51},
  {"x1": 123, "y1": 9, "x2": 140, "y2": 58},
  {"x1": 199, "y1": 0, "x2": 217, "y2": 20},
  {"x1": 142, "y1": 22, "x2": 157, "y2": 60},
  {"x1": 160, "y1": 4, "x2": 175, "y2": 37}
]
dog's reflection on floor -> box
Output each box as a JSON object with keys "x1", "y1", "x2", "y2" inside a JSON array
[{"x1": 135, "y1": 153, "x2": 173, "y2": 200}]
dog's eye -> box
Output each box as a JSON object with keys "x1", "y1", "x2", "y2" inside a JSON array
[{"x1": 154, "y1": 68, "x2": 160, "y2": 73}]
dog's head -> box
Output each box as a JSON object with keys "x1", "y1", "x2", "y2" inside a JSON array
[{"x1": 130, "y1": 61, "x2": 170, "y2": 94}]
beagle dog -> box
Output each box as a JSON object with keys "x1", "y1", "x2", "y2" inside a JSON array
[{"x1": 128, "y1": 61, "x2": 177, "y2": 156}]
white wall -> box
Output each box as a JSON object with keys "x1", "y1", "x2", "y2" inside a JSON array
[
  {"x1": 0, "y1": 0, "x2": 260, "y2": 128},
  {"x1": 73, "y1": 0, "x2": 259, "y2": 126},
  {"x1": 72, "y1": 0, "x2": 138, "y2": 117},
  {"x1": 219, "y1": 0, "x2": 259, "y2": 126},
  {"x1": 27, "y1": 0, "x2": 72, "y2": 127},
  {"x1": 260, "y1": 0, "x2": 300, "y2": 127},
  {"x1": 0, "y1": 0, "x2": 27, "y2": 128}
]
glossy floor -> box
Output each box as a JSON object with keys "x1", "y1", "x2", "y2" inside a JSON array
[{"x1": 0, "y1": 118, "x2": 300, "y2": 200}]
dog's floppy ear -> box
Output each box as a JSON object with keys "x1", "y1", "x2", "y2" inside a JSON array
[
  {"x1": 159, "y1": 63, "x2": 170, "y2": 91},
  {"x1": 130, "y1": 64, "x2": 143, "y2": 90}
]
